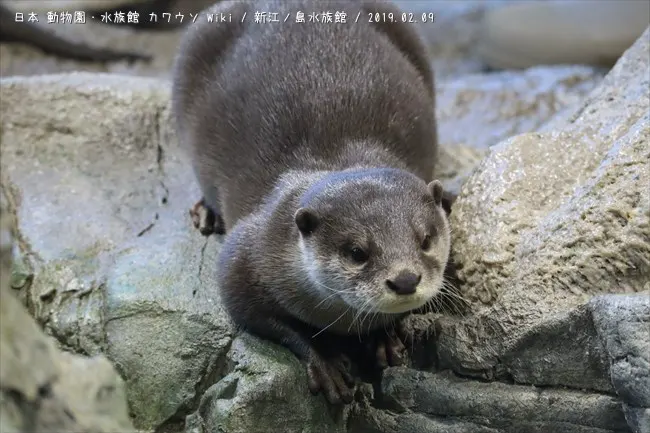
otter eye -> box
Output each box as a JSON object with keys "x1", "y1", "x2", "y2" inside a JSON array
[
  {"x1": 348, "y1": 246, "x2": 369, "y2": 264},
  {"x1": 421, "y1": 235, "x2": 432, "y2": 251}
]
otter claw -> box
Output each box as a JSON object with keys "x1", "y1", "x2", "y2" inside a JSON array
[
  {"x1": 189, "y1": 198, "x2": 225, "y2": 236},
  {"x1": 375, "y1": 326, "x2": 408, "y2": 369},
  {"x1": 306, "y1": 352, "x2": 355, "y2": 405}
]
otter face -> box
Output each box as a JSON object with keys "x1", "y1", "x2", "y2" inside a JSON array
[{"x1": 295, "y1": 170, "x2": 450, "y2": 316}]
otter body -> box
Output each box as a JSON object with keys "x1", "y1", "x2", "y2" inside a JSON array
[{"x1": 172, "y1": 0, "x2": 450, "y2": 404}]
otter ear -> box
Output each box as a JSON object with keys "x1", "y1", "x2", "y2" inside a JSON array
[
  {"x1": 294, "y1": 208, "x2": 319, "y2": 235},
  {"x1": 427, "y1": 180, "x2": 444, "y2": 207},
  {"x1": 441, "y1": 190, "x2": 457, "y2": 216}
]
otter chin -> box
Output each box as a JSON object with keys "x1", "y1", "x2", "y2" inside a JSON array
[
  {"x1": 296, "y1": 168, "x2": 451, "y2": 321},
  {"x1": 375, "y1": 276, "x2": 445, "y2": 314}
]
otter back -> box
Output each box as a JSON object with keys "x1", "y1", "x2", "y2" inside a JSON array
[{"x1": 172, "y1": 0, "x2": 437, "y2": 230}]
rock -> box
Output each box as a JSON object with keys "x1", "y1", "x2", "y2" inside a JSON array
[
  {"x1": 495, "y1": 304, "x2": 612, "y2": 392},
  {"x1": 435, "y1": 65, "x2": 604, "y2": 192},
  {"x1": 590, "y1": 294, "x2": 650, "y2": 433},
  {"x1": 0, "y1": 65, "x2": 611, "y2": 431},
  {"x1": 436, "y1": 65, "x2": 603, "y2": 150},
  {"x1": 349, "y1": 403, "x2": 503, "y2": 433},
  {"x1": 186, "y1": 334, "x2": 348, "y2": 433},
  {"x1": 410, "y1": 26, "x2": 650, "y2": 432},
  {"x1": 0, "y1": 189, "x2": 135, "y2": 431},
  {"x1": 392, "y1": 0, "x2": 525, "y2": 78},
  {"x1": 0, "y1": 1, "x2": 200, "y2": 78},
  {"x1": 0, "y1": 73, "x2": 234, "y2": 430},
  {"x1": 378, "y1": 367, "x2": 630, "y2": 433},
  {"x1": 623, "y1": 408, "x2": 650, "y2": 433},
  {"x1": 0, "y1": 72, "x2": 345, "y2": 432}
]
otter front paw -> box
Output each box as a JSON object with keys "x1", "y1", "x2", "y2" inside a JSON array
[
  {"x1": 189, "y1": 198, "x2": 225, "y2": 236},
  {"x1": 306, "y1": 351, "x2": 355, "y2": 405},
  {"x1": 373, "y1": 324, "x2": 409, "y2": 369}
]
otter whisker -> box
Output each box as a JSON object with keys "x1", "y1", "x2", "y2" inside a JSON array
[
  {"x1": 312, "y1": 307, "x2": 351, "y2": 338},
  {"x1": 440, "y1": 289, "x2": 467, "y2": 304},
  {"x1": 422, "y1": 293, "x2": 445, "y2": 315},
  {"x1": 312, "y1": 278, "x2": 354, "y2": 294},
  {"x1": 358, "y1": 299, "x2": 374, "y2": 335},
  {"x1": 353, "y1": 293, "x2": 379, "y2": 340},
  {"x1": 348, "y1": 303, "x2": 364, "y2": 335},
  {"x1": 367, "y1": 311, "x2": 381, "y2": 335},
  {"x1": 349, "y1": 295, "x2": 373, "y2": 336},
  {"x1": 366, "y1": 296, "x2": 384, "y2": 333},
  {"x1": 359, "y1": 293, "x2": 381, "y2": 335},
  {"x1": 441, "y1": 284, "x2": 462, "y2": 295},
  {"x1": 436, "y1": 294, "x2": 467, "y2": 316},
  {"x1": 311, "y1": 279, "x2": 356, "y2": 309},
  {"x1": 313, "y1": 292, "x2": 340, "y2": 309}
]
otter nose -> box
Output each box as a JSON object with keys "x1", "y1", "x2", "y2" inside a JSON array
[{"x1": 385, "y1": 271, "x2": 421, "y2": 295}]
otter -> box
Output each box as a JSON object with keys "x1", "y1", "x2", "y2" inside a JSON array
[{"x1": 172, "y1": 0, "x2": 450, "y2": 404}]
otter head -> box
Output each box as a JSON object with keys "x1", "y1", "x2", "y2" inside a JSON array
[{"x1": 294, "y1": 168, "x2": 450, "y2": 316}]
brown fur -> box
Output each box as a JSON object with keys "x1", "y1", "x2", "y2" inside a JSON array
[{"x1": 172, "y1": 0, "x2": 449, "y2": 404}]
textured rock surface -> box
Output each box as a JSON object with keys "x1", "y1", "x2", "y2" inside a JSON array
[
  {"x1": 436, "y1": 64, "x2": 603, "y2": 194},
  {"x1": 186, "y1": 334, "x2": 348, "y2": 433},
  {"x1": 436, "y1": 65, "x2": 602, "y2": 150},
  {"x1": 1, "y1": 2, "x2": 648, "y2": 432},
  {"x1": 443, "y1": 25, "x2": 649, "y2": 372},
  {"x1": 0, "y1": 73, "x2": 234, "y2": 431},
  {"x1": 0, "y1": 60, "x2": 609, "y2": 428},
  {"x1": 591, "y1": 294, "x2": 650, "y2": 433},
  {"x1": 379, "y1": 367, "x2": 629, "y2": 433},
  {"x1": 0, "y1": 72, "x2": 345, "y2": 432},
  {"x1": 0, "y1": 193, "x2": 135, "y2": 432},
  {"x1": 401, "y1": 26, "x2": 650, "y2": 433}
]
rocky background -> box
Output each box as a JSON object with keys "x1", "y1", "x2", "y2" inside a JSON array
[{"x1": 1, "y1": 1, "x2": 648, "y2": 433}]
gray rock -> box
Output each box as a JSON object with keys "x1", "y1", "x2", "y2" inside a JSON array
[
  {"x1": 435, "y1": 65, "x2": 604, "y2": 192},
  {"x1": 186, "y1": 333, "x2": 348, "y2": 433},
  {"x1": 622, "y1": 407, "x2": 650, "y2": 433},
  {"x1": 0, "y1": 192, "x2": 135, "y2": 432},
  {"x1": 393, "y1": 0, "x2": 526, "y2": 79},
  {"x1": 497, "y1": 304, "x2": 612, "y2": 392},
  {"x1": 403, "y1": 25, "x2": 650, "y2": 433},
  {"x1": 435, "y1": 24, "x2": 649, "y2": 376},
  {"x1": 379, "y1": 367, "x2": 629, "y2": 433},
  {"x1": 0, "y1": 72, "x2": 344, "y2": 432},
  {"x1": 0, "y1": 73, "x2": 229, "y2": 430},
  {"x1": 0, "y1": 73, "x2": 235, "y2": 430},
  {"x1": 437, "y1": 65, "x2": 603, "y2": 150},
  {"x1": 348, "y1": 407, "x2": 503, "y2": 433},
  {"x1": 590, "y1": 294, "x2": 650, "y2": 433}
]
